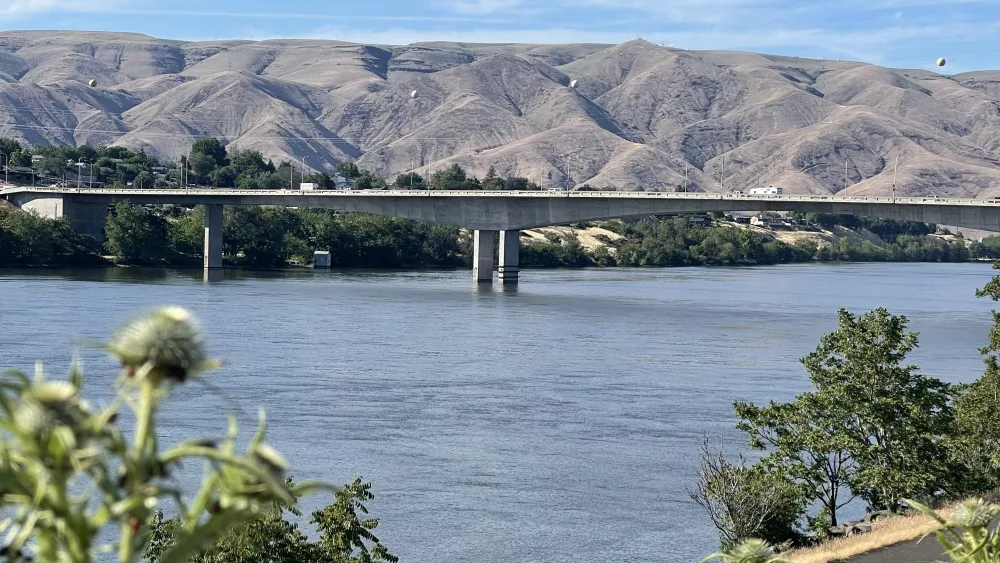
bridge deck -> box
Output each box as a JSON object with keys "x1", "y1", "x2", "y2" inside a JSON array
[{"x1": 3, "y1": 186, "x2": 999, "y2": 208}]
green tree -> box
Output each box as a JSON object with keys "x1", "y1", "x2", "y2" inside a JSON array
[
  {"x1": 336, "y1": 162, "x2": 360, "y2": 179},
  {"x1": 77, "y1": 144, "x2": 99, "y2": 164},
  {"x1": 0, "y1": 137, "x2": 24, "y2": 157},
  {"x1": 191, "y1": 137, "x2": 229, "y2": 167},
  {"x1": 36, "y1": 154, "x2": 68, "y2": 180},
  {"x1": 394, "y1": 172, "x2": 424, "y2": 189},
  {"x1": 131, "y1": 171, "x2": 153, "y2": 189},
  {"x1": 354, "y1": 170, "x2": 385, "y2": 190},
  {"x1": 951, "y1": 262, "x2": 1000, "y2": 492},
  {"x1": 224, "y1": 206, "x2": 301, "y2": 267},
  {"x1": 0, "y1": 207, "x2": 100, "y2": 266},
  {"x1": 690, "y1": 441, "x2": 806, "y2": 549},
  {"x1": 168, "y1": 206, "x2": 206, "y2": 257},
  {"x1": 210, "y1": 166, "x2": 238, "y2": 188},
  {"x1": 483, "y1": 166, "x2": 504, "y2": 190},
  {"x1": 189, "y1": 152, "x2": 218, "y2": 176},
  {"x1": 228, "y1": 149, "x2": 273, "y2": 184},
  {"x1": 735, "y1": 308, "x2": 955, "y2": 526},
  {"x1": 143, "y1": 478, "x2": 396, "y2": 563},
  {"x1": 104, "y1": 201, "x2": 172, "y2": 264},
  {"x1": 430, "y1": 163, "x2": 467, "y2": 190}
]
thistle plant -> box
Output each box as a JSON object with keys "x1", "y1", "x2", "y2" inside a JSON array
[
  {"x1": 701, "y1": 539, "x2": 789, "y2": 563},
  {"x1": 906, "y1": 498, "x2": 1000, "y2": 563},
  {"x1": 0, "y1": 306, "x2": 331, "y2": 563}
]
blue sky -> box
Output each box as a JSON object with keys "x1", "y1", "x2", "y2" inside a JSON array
[{"x1": 2, "y1": 0, "x2": 1000, "y2": 72}]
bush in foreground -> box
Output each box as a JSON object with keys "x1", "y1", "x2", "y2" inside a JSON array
[{"x1": 0, "y1": 307, "x2": 336, "y2": 562}]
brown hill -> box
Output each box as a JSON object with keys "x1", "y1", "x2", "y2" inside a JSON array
[{"x1": 1, "y1": 30, "x2": 999, "y2": 195}]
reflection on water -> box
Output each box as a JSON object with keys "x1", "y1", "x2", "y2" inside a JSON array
[{"x1": 0, "y1": 263, "x2": 995, "y2": 563}]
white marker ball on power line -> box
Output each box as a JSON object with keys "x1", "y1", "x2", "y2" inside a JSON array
[
  {"x1": 88, "y1": 79, "x2": 97, "y2": 87},
  {"x1": 937, "y1": 58, "x2": 946, "y2": 67},
  {"x1": 410, "y1": 90, "x2": 419, "y2": 99},
  {"x1": 569, "y1": 79, "x2": 578, "y2": 88}
]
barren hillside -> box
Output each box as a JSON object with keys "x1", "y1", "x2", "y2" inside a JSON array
[{"x1": 1, "y1": 30, "x2": 999, "y2": 196}]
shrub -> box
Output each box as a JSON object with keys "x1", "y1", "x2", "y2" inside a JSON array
[{"x1": 0, "y1": 307, "x2": 331, "y2": 562}]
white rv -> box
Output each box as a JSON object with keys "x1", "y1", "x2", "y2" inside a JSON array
[{"x1": 749, "y1": 186, "x2": 783, "y2": 195}]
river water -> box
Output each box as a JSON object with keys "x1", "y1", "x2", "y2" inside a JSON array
[{"x1": 0, "y1": 263, "x2": 996, "y2": 563}]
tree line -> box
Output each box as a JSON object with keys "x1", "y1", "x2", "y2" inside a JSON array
[
  {"x1": 694, "y1": 263, "x2": 1000, "y2": 552},
  {"x1": 0, "y1": 137, "x2": 543, "y2": 191}
]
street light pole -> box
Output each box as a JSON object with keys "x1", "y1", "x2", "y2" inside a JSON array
[
  {"x1": 301, "y1": 156, "x2": 309, "y2": 187},
  {"x1": 684, "y1": 161, "x2": 688, "y2": 192},
  {"x1": 721, "y1": 153, "x2": 726, "y2": 191},
  {"x1": 892, "y1": 156, "x2": 898, "y2": 203}
]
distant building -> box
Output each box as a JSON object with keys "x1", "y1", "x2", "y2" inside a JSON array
[
  {"x1": 333, "y1": 175, "x2": 356, "y2": 190},
  {"x1": 751, "y1": 213, "x2": 784, "y2": 229}
]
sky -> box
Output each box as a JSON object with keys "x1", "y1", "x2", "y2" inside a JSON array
[{"x1": 1, "y1": 0, "x2": 1000, "y2": 73}]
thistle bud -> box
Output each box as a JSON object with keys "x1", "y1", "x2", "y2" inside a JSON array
[
  {"x1": 251, "y1": 444, "x2": 288, "y2": 476},
  {"x1": 952, "y1": 499, "x2": 999, "y2": 529},
  {"x1": 726, "y1": 539, "x2": 778, "y2": 563},
  {"x1": 108, "y1": 307, "x2": 208, "y2": 382}
]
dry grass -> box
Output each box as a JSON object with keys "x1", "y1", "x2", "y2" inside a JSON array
[{"x1": 787, "y1": 504, "x2": 959, "y2": 563}]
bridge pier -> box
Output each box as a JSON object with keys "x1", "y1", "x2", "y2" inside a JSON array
[
  {"x1": 473, "y1": 229, "x2": 496, "y2": 283},
  {"x1": 204, "y1": 204, "x2": 223, "y2": 271},
  {"x1": 498, "y1": 230, "x2": 519, "y2": 285}
]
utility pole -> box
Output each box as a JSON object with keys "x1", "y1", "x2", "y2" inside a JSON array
[
  {"x1": 845, "y1": 158, "x2": 848, "y2": 194},
  {"x1": 892, "y1": 156, "x2": 898, "y2": 203},
  {"x1": 684, "y1": 162, "x2": 688, "y2": 192},
  {"x1": 289, "y1": 160, "x2": 293, "y2": 190},
  {"x1": 721, "y1": 153, "x2": 726, "y2": 191},
  {"x1": 301, "y1": 156, "x2": 309, "y2": 188}
]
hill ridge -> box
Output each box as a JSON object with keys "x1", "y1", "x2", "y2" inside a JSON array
[{"x1": 0, "y1": 30, "x2": 998, "y2": 196}]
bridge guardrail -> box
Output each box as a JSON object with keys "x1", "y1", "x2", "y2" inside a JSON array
[{"x1": 2, "y1": 186, "x2": 998, "y2": 206}]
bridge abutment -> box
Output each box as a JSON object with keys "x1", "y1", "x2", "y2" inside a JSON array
[
  {"x1": 473, "y1": 229, "x2": 496, "y2": 283},
  {"x1": 204, "y1": 204, "x2": 223, "y2": 271},
  {"x1": 6, "y1": 193, "x2": 107, "y2": 242},
  {"x1": 498, "y1": 230, "x2": 519, "y2": 285}
]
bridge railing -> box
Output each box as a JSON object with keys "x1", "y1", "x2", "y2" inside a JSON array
[{"x1": 3, "y1": 186, "x2": 999, "y2": 206}]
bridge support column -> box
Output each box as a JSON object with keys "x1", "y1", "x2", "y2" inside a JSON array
[
  {"x1": 473, "y1": 229, "x2": 496, "y2": 284},
  {"x1": 204, "y1": 204, "x2": 223, "y2": 271},
  {"x1": 498, "y1": 230, "x2": 519, "y2": 285}
]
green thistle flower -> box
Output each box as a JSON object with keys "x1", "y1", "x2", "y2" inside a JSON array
[
  {"x1": 950, "y1": 499, "x2": 1000, "y2": 529},
  {"x1": 15, "y1": 382, "x2": 91, "y2": 438},
  {"x1": 108, "y1": 307, "x2": 208, "y2": 382},
  {"x1": 702, "y1": 539, "x2": 787, "y2": 563}
]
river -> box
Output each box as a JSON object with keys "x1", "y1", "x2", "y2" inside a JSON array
[{"x1": 0, "y1": 263, "x2": 995, "y2": 563}]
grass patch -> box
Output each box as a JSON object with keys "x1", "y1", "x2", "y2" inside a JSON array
[{"x1": 787, "y1": 503, "x2": 959, "y2": 563}]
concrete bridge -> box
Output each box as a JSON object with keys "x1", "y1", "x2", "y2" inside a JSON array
[{"x1": 5, "y1": 186, "x2": 1000, "y2": 285}]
